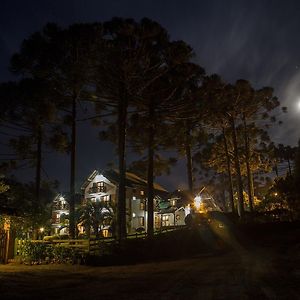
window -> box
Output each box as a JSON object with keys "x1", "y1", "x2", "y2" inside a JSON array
[
  {"x1": 97, "y1": 181, "x2": 106, "y2": 192},
  {"x1": 90, "y1": 181, "x2": 106, "y2": 193},
  {"x1": 52, "y1": 212, "x2": 60, "y2": 224},
  {"x1": 140, "y1": 190, "x2": 144, "y2": 196},
  {"x1": 162, "y1": 215, "x2": 170, "y2": 227},
  {"x1": 171, "y1": 199, "x2": 176, "y2": 207},
  {"x1": 102, "y1": 229, "x2": 109, "y2": 237},
  {"x1": 155, "y1": 216, "x2": 160, "y2": 228},
  {"x1": 101, "y1": 195, "x2": 110, "y2": 205},
  {"x1": 140, "y1": 200, "x2": 145, "y2": 210},
  {"x1": 138, "y1": 217, "x2": 144, "y2": 226}
]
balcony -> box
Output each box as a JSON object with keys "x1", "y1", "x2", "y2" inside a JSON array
[
  {"x1": 88, "y1": 186, "x2": 107, "y2": 194},
  {"x1": 52, "y1": 203, "x2": 69, "y2": 211}
]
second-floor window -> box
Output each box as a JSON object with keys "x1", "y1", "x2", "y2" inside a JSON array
[
  {"x1": 90, "y1": 181, "x2": 106, "y2": 193},
  {"x1": 97, "y1": 181, "x2": 106, "y2": 192}
]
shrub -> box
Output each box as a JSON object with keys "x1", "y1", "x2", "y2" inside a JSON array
[
  {"x1": 52, "y1": 245, "x2": 79, "y2": 263},
  {"x1": 20, "y1": 241, "x2": 52, "y2": 264},
  {"x1": 19, "y1": 241, "x2": 84, "y2": 264}
]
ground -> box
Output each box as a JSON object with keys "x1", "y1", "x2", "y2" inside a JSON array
[{"x1": 0, "y1": 224, "x2": 299, "y2": 300}]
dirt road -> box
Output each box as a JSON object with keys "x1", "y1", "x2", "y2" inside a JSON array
[
  {"x1": 0, "y1": 246, "x2": 299, "y2": 300},
  {"x1": 1, "y1": 223, "x2": 300, "y2": 300}
]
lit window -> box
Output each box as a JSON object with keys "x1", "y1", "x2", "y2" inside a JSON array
[
  {"x1": 171, "y1": 199, "x2": 176, "y2": 206},
  {"x1": 101, "y1": 195, "x2": 110, "y2": 204},
  {"x1": 155, "y1": 216, "x2": 160, "y2": 227},
  {"x1": 138, "y1": 217, "x2": 144, "y2": 226},
  {"x1": 102, "y1": 229, "x2": 109, "y2": 237},
  {"x1": 132, "y1": 196, "x2": 136, "y2": 200},
  {"x1": 140, "y1": 201, "x2": 145, "y2": 210},
  {"x1": 91, "y1": 181, "x2": 106, "y2": 193},
  {"x1": 140, "y1": 190, "x2": 144, "y2": 196},
  {"x1": 162, "y1": 215, "x2": 169, "y2": 227}
]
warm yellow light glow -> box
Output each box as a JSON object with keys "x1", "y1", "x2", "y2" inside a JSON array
[
  {"x1": 194, "y1": 195, "x2": 202, "y2": 210},
  {"x1": 40, "y1": 227, "x2": 44, "y2": 233},
  {"x1": 4, "y1": 218, "x2": 10, "y2": 231},
  {"x1": 274, "y1": 192, "x2": 278, "y2": 196}
]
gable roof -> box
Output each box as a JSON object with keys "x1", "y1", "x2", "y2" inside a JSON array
[{"x1": 81, "y1": 169, "x2": 168, "y2": 193}]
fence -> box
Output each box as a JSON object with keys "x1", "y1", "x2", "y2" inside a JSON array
[
  {"x1": 14, "y1": 226, "x2": 185, "y2": 259},
  {"x1": 14, "y1": 235, "x2": 137, "y2": 258}
]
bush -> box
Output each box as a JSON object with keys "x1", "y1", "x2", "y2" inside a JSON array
[
  {"x1": 20, "y1": 241, "x2": 52, "y2": 264},
  {"x1": 52, "y1": 245, "x2": 79, "y2": 264},
  {"x1": 19, "y1": 241, "x2": 84, "y2": 264}
]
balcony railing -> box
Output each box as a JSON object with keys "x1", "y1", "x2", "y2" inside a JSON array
[
  {"x1": 88, "y1": 186, "x2": 107, "y2": 194},
  {"x1": 52, "y1": 204, "x2": 69, "y2": 211}
]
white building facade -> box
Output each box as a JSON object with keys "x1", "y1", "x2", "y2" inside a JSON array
[
  {"x1": 81, "y1": 170, "x2": 187, "y2": 236},
  {"x1": 51, "y1": 169, "x2": 188, "y2": 236}
]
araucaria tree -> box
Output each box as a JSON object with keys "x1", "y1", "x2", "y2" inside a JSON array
[
  {"x1": 10, "y1": 23, "x2": 103, "y2": 238},
  {"x1": 94, "y1": 18, "x2": 204, "y2": 238},
  {"x1": 1, "y1": 16, "x2": 287, "y2": 240},
  {"x1": 200, "y1": 76, "x2": 281, "y2": 218}
]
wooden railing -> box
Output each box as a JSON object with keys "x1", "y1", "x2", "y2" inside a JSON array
[{"x1": 14, "y1": 226, "x2": 186, "y2": 258}]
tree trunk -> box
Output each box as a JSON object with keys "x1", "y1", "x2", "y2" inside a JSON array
[
  {"x1": 230, "y1": 118, "x2": 245, "y2": 219},
  {"x1": 242, "y1": 115, "x2": 254, "y2": 213},
  {"x1": 117, "y1": 96, "x2": 128, "y2": 241},
  {"x1": 184, "y1": 123, "x2": 194, "y2": 193},
  {"x1": 35, "y1": 125, "x2": 42, "y2": 206},
  {"x1": 220, "y1": 174, "x2": 227, "y2": 212},
  {"x1": 85, "y1": 223, "x2": 91, "y2": 239},
  {"x1": 287, "y1": 158, "x2": 292, "y2": 176},
  {"x1": 274, "y1": 164, "x2": 279, "y2": 177},
  {"x1": 32, "y1": 125, "x2": 42, "y2": 240},
  {"x1": 147, "y1": 104, "x2": 155, "y2": 238},
  {"x1": 69, "y1": 96, "x2": 77, "y2": 239},
  {"x1": 222, "y1": 127, "x2": 235, "y2": 214}
]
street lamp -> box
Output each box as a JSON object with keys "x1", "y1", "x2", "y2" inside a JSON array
[{"x1": 194, "y1": 195, "x2": 202, "y2": 210}]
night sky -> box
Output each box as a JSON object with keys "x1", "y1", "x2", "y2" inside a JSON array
[{"x1": 1, "y1": 0, "x2": 300, "y2": 192}]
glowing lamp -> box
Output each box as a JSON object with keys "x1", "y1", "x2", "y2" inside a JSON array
[{"x1": 194, "y1": 195, "x2": 202, "y2": 210}]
